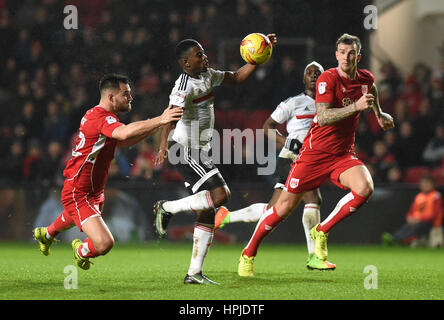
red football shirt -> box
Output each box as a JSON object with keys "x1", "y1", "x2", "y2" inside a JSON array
[
  {"x1": 303, "y1": 67, "x2": 374, "y2": 155},
  {"x1": 63, "y1": 106, "x2": 123, "y2": 193}
]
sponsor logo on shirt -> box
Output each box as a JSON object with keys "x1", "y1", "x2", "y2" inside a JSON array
[
  {"x1": 342, "y1": 97, "x2": 353, "y2": 107},
  {"x1": 106, "y1": 116, "x2": 117, "y2": 125}
]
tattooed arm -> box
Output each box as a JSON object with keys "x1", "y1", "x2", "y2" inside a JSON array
[
  {"x1": 316, "y1": 102, "x2": 359, "y2": 126},
  {"x1": 316, "y1": 93, "x2": 376, "y2": 127}
]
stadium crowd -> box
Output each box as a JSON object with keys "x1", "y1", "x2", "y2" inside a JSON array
[{"x1": 1, "y1": 0, "x2": 444, "y2": 191}]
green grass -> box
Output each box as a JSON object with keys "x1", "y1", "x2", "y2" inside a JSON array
[{"x1": 1, "y1": 242, "x2": 443, "y2": 300}]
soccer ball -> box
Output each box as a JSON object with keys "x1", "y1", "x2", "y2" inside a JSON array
[{"x1": 240, "y1": 33, "x2": 273, "y2": 65}]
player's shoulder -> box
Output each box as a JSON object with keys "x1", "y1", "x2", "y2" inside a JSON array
[
  {"x1": 285, "y1": 93, "x2": 313, "y2": 106},
  {"x1": 203, "y1": 67, "x2": 225, "y2": 83},
  {"x1": 84, "y1": 106, "x2": 117, "y2": 123},
  {"x1": 174, "y1": 72, "x2": 193, "y2": 92},
  {"x1": 320, "y1": 68, "x2": 337, "y2": 78},
  {"x1": 278, "y1": 95, "x2": 299, "y2": 109},
  {"x1": 357, "y1": 68, "x2": 375, "y2": 82},
  {"x1": 317, "y1": 68, "x2": 338, "y2": 83},
  {"x1": 277, "y1": 94, "x2": 313, "y2": 114},
  {"x1": 83, "y1": 106, "x2": 102, "y2": 119}
]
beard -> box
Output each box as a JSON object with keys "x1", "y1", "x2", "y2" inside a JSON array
[{"x1": 118, "y1": 102, "x2": 131, "y2": 113}]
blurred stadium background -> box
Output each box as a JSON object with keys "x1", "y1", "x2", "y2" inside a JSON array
[{"x1": 0, "y1": 0, "x2": 443, "y2": 246}]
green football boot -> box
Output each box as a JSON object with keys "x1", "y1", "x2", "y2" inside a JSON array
[
  {"x1": 238, "y1": 254, "x2": 255, "y2": 277},
  {"x1": 310, "y1": 224, "x2": 329, "y2": 261},
  {"x1": 214, "y1": 206, "x2": 231, "y2": 231},
  {"x1": 72, "y1": 239, "x2": 92, "y2": 270},
  {"x1": 306, "y1": 254, "x2": 336, "y2": 271},
  {"x1": 33, "y1": 227, "x2": 57, "y2": 256}
]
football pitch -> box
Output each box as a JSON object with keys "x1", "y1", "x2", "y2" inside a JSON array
[{"x1": 1, "y1": 242, "x2": 443, "y2": 300}]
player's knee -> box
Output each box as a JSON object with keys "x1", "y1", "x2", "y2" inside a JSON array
[
  {"x1": 95, "y1": 237, "x2": 114, "y2": 255},
  {"x1": 354, "y1": 180, "x2": 374, "y2": 199},
  {"x1": 210, "y1": 186, "x2": 231, "y2": 207},
  {"x1": 275, "y1": 199, "x2": 294, "y2": 218}
]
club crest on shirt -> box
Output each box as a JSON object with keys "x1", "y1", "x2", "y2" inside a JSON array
[
  {"x1": 318, "y1": 82, "x2": 327, "y2": 94},
  {"x1": 289, "y1": 178, "x2": 299, "y2": 189}
]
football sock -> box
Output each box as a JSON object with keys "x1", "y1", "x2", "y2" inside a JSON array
[
  {"x1": 47, "y1": 211, "x2": 75, "y2": 238},
  {"x1": 242, "y1": 206, "x2": 284, "y2": 258},
  {"x1": 317, "y1": 191, "x2": 368, "y2": 233},
  {"x1": 187, "y1": 224, "x2": 214, "y2": 275},
  {"x1": 229, "y1": 203, "x2": 268, "y2": 223},
  {"x1": 163, "y1": 190, "x2": 214, "y2": 215},
  {"x1": 302, "y1": 203, "x2": 320, "y2": 256},
  {"x1": 77, "y1": 238, "x2": 99, "y2": 258}
]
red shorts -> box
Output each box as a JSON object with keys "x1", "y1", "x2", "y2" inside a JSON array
[
  {"x1": 61, "y1": 180, "x2": 105, "y2": 231},
  {"x1": 284, "y1": 148, "x2": 364, "y2": 194}
]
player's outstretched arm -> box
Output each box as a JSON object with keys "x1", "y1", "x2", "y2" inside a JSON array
[
  {"x1": 369, "y1": 84, "x2": 395, "y2": 131},
  {"x1": 114, "y1": 105, "x2": 183, "y2": 147},
  {"x1": 223, "y1": 33, "x2": 277, "y2": 85},
  {"x1": 222, "y1": 63, "x2": 257, "y2": 85}
]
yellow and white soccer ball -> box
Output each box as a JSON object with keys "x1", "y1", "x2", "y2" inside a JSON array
[{"x1": 240, "y1": 33, "x2": 273, "y2": 65}]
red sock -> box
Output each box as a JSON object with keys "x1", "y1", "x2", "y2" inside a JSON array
[
  {"x1": 47, "y1": 211, "x2": 75, "y2": 238},
  {"x1": 77, "y1": 238, "x2": 99, "y2": 258},
  {"x1": 318, "y1": 191, "x2": 368, "y2": 233},
  {"x1": 242, "y1": 206, "x2": 284, "y2": 258}
]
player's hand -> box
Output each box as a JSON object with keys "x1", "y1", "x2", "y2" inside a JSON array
[
  {"x1": 266, "y1": 33, "x2": 277, "y2": 46},
  {"x1": 284, "y1": 137, "x2": 302, "y2": 154},
  {"x1": 159, "y1": 105, "x2": 183, "y2": 125},
  {"x1": 155, "y1": 149, "x2": 168, "y2": 165},
  {"x1": 376, "y1": 112, "x2": 395, "y2": 131},
  {"x1": 355, "y1": 93, "x2": 375, "y2": 111}
]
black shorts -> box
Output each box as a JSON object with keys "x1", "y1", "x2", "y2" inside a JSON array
[
  {"x1": 273, "y1": 157, "x2": 293, "y2": 190},
  {"x1": 170, "y1": 142, "x2": 227, "y2": 195}
]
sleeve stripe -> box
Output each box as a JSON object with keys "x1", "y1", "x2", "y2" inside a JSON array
[{"x1": 179, "y1": 73, "x2": 189, "y2": 91}]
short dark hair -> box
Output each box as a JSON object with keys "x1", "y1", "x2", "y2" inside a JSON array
[
  {"x1": 336, "y1": 33, "x2": 361, "y2": 53},
  {"x1": 175, "y1": 39, "x2": 201, "y2": 61},
  {"x1": 99, "y1": 73, "x2": 130, "y2": 93}
]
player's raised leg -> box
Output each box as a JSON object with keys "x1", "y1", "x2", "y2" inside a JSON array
[
  {"x1": 214, "y1": 184, "x2": 282, "y2": 231},
  {"x1": 154, "y1": 189, "x2": 215, "y2": 238},
  {"x1": 73, "y1": 215, "x2": 114, "y2": 270},
  {"x1": 33, "y1": 211, "x2": 74, "y2": 256},
  {"x1": 214, "y1": 203, "x2": 268, "y2": 230},
  {"x1": 312, "y1": 165, "x2": 373, "y2": 260}
]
